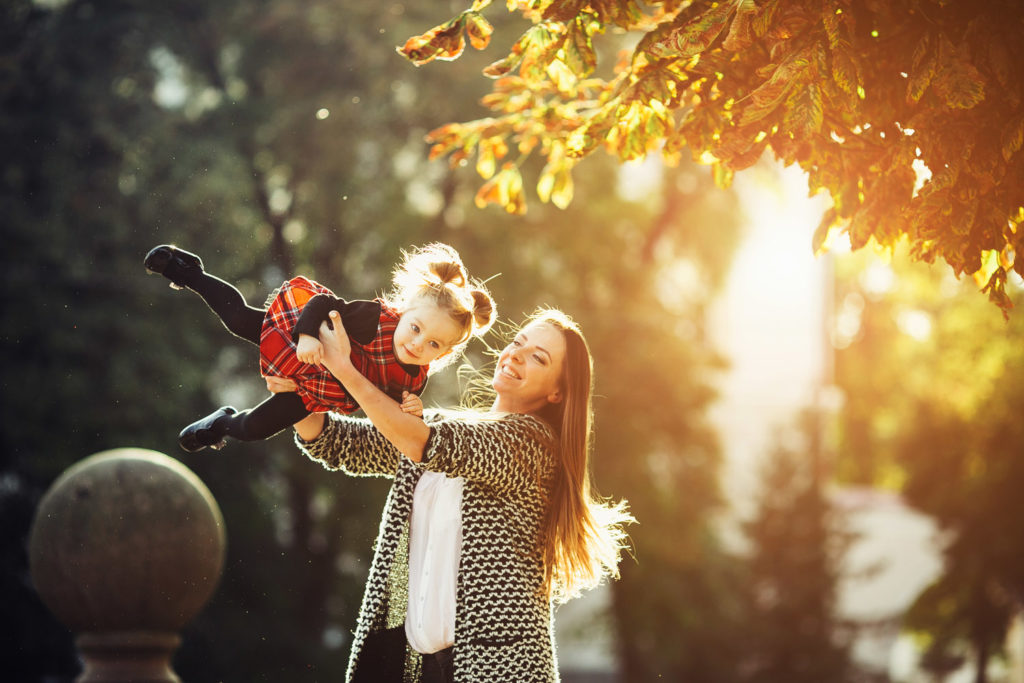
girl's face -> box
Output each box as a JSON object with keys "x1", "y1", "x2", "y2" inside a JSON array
[
  {"x1": 492, "y1": 322, "x2": 565, "y2": 414},
  {"x1": 393, "y1": 302, "x2": 464, "y2": 367}
]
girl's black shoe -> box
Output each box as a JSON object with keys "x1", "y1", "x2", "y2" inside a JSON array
[
  {"x1": 144, "y1": 244, "x2": 204, "y2": 289},
  {"x1": 178, "y1": 406, "x2": 236, "y2": 452}
]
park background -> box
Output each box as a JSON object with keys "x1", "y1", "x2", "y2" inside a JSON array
[{"x1": 3, "y1": 1, "x2": 1023, "y2": 681}]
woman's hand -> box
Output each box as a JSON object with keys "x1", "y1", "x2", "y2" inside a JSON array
[
  {"x1": 318, "y1": 311, "x2": 354, "y2": 376},
  {"x1": 265, "y1": 376, "x2": 299, "y2": 393}
]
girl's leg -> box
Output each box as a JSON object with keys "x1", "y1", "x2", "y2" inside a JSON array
[
  {"x1": 145, "y1": 245, "x2": 264, "y2": 343},
  {"x1": 218, "y1": 392, "x2": 310, "y2": 441},
  {"x1": 187, "y1": 272, "x2": 265, "y2": 344},
  {"x1": 178, "y1": 393, "x2": 310, "y2": 451}
]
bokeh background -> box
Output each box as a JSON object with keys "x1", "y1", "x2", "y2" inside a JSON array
[{"x1": 3, "y1": 1, "x2": 1023, "y2": 681}]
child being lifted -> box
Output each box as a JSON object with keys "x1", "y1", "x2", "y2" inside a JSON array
[{"x1": 144, "y1": 242, "x2": 495, "y2": 452}]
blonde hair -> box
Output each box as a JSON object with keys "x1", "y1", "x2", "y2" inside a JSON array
[
  {"x1": 384, "y1": 243, "x2": 496, "y2": 372},
  {"x1": 514, "y1": 309, "x2": 635, "y2": 603}
]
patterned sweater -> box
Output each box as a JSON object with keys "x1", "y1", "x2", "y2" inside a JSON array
[{"x1": 296, "y1": 409, "x2": 562, "y2": 683}]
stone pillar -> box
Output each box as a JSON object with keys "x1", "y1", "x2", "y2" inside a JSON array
[{"x1": 29, "y1": 448, "x2": 226, "y2": 682}]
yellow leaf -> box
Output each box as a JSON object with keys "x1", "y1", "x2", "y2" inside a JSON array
[
  {"x1": 712, "y1": 162, "x2": 734, "y2": 189},
  {"x1": 550, "y1": 167, "x2": 574, "y2": 209},
  {"x1": 476, "y1": 139, "x2": 497, "y2": 179}
]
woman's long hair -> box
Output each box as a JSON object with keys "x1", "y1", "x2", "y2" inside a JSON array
[{"x1": 529, "y1": 309, "x2": 634, "y2": 603}]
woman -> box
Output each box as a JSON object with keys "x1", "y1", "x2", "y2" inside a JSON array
[{"x1": 285, "y1": 307, "x2": 633, "y2": 683}]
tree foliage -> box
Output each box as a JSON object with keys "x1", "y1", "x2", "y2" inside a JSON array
[
  {"x1": 831, "y1": 245, "x2": 1024, "y2": 677},
  {"x1": 2, "y1": 1, "x2": 751, "y2": 681},
  {"x1": 398, "y1": 0, "x2": 1024, "y2": 314}
]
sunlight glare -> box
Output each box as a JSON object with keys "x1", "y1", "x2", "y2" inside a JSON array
[
  {"x1": 709, "y1": 162, "x2": 831, "y2": 513},
  {"x1": 896, "y1": 309, "x2": 933, "y2": 341}
]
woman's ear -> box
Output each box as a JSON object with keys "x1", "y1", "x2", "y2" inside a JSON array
[{"x1": 547, "y1": 389, "x2": 563, "y2": 404}]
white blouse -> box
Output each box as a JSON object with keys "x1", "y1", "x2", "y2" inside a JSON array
[{"x1": 405, "y1": 470, "x2": 465, "y2": 654}]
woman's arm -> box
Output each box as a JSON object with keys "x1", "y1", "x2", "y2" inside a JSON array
[
  {"x1": 264, "y1": 375, "x2": 400, "y2": 475},
  {"x1": 318, "y1": 311, "x2": 431, "y2": 461},
  {"x1": 294, "y1": 411, "x2": 326, "y2": 441},
  {"x1": 421, "y1": 413, "x2": 557, "y2": 495}
]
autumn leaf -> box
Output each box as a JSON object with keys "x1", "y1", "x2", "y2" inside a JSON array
[
  {"x1": 476, "y1": 136, "x2": 509, "y2": 179},
  {"x1": 474, "y1": 163, "x2": 526, "y2": 214},
  {"x1": 402, "y1": 0, "x2": 1021, "y2": 313},
  {"x1": 466, "y1": 12, "x2": 494, "y2": 50},
  {"x1": 564, "y1": 15, "x2": 598, "y2": 77},
  {"x1": 980, "y1": 266, "x2": 1013, "y2": 319},
  {"x1": 932, "y1": 36, "x2": 986, "y2": 110},
  {"x1": 642, "y1": 1, "x2": 734, "y2": 61},
  {"x1": 519, "y1": 24, "x2": 565, "y2": 83},
  {"x1": 542, "y1": 0, "x2": 585, "y2": 23},
  {"x1": 722, "y1": 0, "x2": 759, "y2": 52},
  {"x1": 1001, "y1": 115, "x2": 1024, "y2": 161},
  {"x1": 397, "y1": 16, "x2": 468, "y2": 65},
  {"x1": 537, "y1": 146, "x2": 576, "y2": 209},
  {"x1": 812, "y1": 207, "x2": 840, "y2": 255},
  {"x1": 782, "y1": 82, "x2": 824, "y2": 139}
]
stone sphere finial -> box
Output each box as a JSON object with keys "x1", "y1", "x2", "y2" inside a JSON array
[{"x1": 29, "y1": 448, "x2": 226, "y2": 682}]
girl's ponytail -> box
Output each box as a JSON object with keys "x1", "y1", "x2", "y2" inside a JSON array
[
  {"x1": 428, "y1": 259, "x2": 467, "y2": 289},
  {"x1": 470, "y1": 288, "x2": 496, "y2": 335}
]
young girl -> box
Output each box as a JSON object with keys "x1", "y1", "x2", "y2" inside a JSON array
[{"x1": 144, "y1": 242, "x2": 495, "y2": 452}]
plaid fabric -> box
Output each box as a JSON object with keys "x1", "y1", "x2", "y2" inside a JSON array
[{"x1": 259, "y1": 276, "x2": 426, "y2": 414}]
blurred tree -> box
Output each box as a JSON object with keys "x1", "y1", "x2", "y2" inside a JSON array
[
  {"x1": 2, "y1": 1, "x2": 750, "y2": 682},
  {"x1": 831, "y1": 245, "x2": 1024, "y2": 681},
  {"x1": 739, "y1": 415, "x2": 853, "y2": 683},
  {"x1": 0, "y1": 0, "x2": 498, "y2": 679},
  {"x1": 396, "y1": 0, "x2": 1024, "y2": 315}
]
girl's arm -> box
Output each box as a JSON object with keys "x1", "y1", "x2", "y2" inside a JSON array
[{"x1": 318, "y1": 310, "x2": 431, "y2": 461}]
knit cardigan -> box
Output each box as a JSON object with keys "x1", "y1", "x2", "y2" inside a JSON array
[{"x1": 296, "y1": 409, "x2": 562, "y2": 683}]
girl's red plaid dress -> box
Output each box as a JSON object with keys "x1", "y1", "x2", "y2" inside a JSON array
[{"x1": 259, "y1": 276, "x2": 426, "y2": 414}]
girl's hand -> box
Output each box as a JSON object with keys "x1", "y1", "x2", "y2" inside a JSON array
[
  {"x1": 265, "y1": 376, "x2": 299, "y2": 393},
  {"x1": 400, "y1": 391, "x2": 424, "y2": 418},
  {"x1": 296, "y1": 333, "x2": 324, "y2": 365}
]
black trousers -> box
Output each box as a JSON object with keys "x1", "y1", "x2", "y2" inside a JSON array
[
  {"x1": 421, "y1": 646, "x2": 455, "y2": 683},
  {"x1": 350, "y1": 626, "x2": 454, "y2": 683},
  {"x1": 186, "y1": 271, "x2": 311, "y2": 440}
]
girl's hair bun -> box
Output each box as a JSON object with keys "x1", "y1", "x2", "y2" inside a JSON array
[{"x1": 470, "y1": 288, "x2": 496, "y2": 335}]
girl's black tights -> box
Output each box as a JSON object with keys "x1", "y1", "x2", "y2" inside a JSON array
[
  {"x1": 218, "y1": 392, "x2": 311, "y2": 441},
  {"x1": 185, "y1": 271, "x2": 312, "y2": 441},
  {"x1": 186, "y1": 271, "x2": 265, "y2": 344}
]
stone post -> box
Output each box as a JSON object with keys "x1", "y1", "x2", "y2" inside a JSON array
[{"x1": 29, "y1": 448, "x2": 226, "y2": 682}]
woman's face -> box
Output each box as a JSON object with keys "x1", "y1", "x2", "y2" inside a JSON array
[{"x1": 492, "y1": 321, "x2": 566, "y2": 413}]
